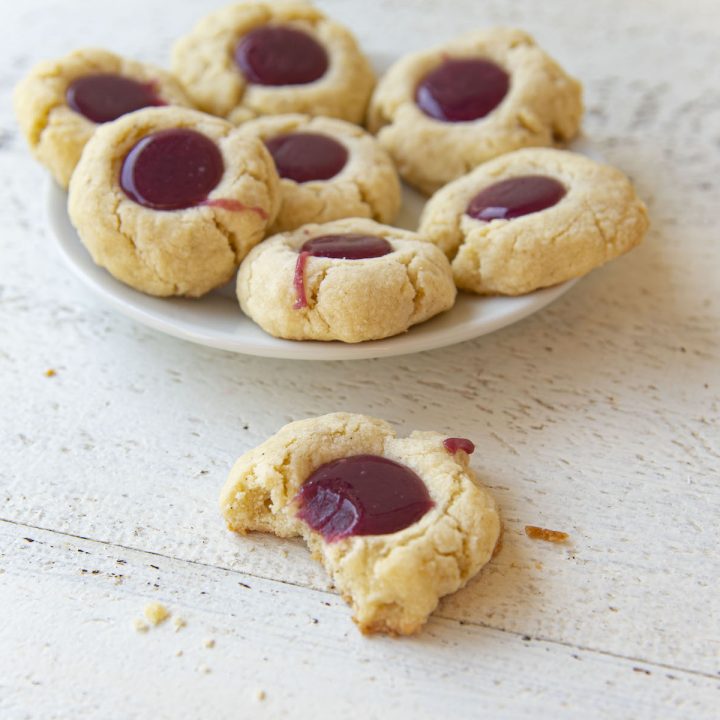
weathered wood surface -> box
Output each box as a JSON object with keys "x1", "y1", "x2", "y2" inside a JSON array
[{"x1": 1, "y1": 0, "x2": 718, "y2": 717}]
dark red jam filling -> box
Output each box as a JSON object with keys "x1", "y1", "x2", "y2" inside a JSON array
[
  {"x1": 443, "y1": 437, "x2": 475, "y2": 455},
  {"x1": 415, "y1": 58, "x2": 509, "y2": 122},
  {"x1": 66, "y1": 73, "x2": 165, "y2": 124},
  {"x1": 300, "y1": 233, "x2": 392, "y2": 260},
  {"x1": 265, "y1": 132, "x2": 348, "y2": 183},
  {"x1": 292, "y1": 234, "x2": 393, "y2": 308},
  {"x1": 466, "y1": 175, "x2": 567, "y2": 221},
  {"x1": 120, "y1": 129, "x2": 224, "y2": 211},
  {"x1": 295, "y1": 454, "x2": 434, "y2": 541},
  {"x1": 235, "y1": 26, "x2": 328, "y2": 86}
]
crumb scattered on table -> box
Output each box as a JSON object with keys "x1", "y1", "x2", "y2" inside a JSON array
[
  {"x1": 173, "y1": 616, "x2": 187, "y2": 632},
  {"x1": 255, "y1": 689, "x2": 267, "y2": 702},
  {"x1": 204, "y1": 638, "x2": 215, "y2": 648},
  {"x1": 524, "y1": 525, "x2": 569, "y2": 543},
  {"x1": 44, "y1": 369, "x2": 56, "y2": 377},
  {"x1": 197, "y1": 664, "x2": 211, "y2": 674},
  {"x1": 144, "y1": 602, "x2": 170, "y2": 626},
  {"x1": 133, "y1": 619, "x2": 149, "y2": 633},
  {"x1": 176, "y1": 650, "x2": 183, "y2": 657}
]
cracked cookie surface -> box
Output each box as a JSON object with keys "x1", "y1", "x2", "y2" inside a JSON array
[
  {"x1": 13, "y1": 48, "x2": 192, "y2": 189},
  {"x1": 68, "y1": 106, "x2": 280, "y2": 297},
  {"x1": 236, "y1": 218, "x2": 456, "y2": 342},
  {"x1": 220, "y1": 412, "x2": 501, "y2": 635},
  {"x1": 418, "y1": 148, "x2": 649, "y2": 295},
  {"x1": 172, "y1": 1, "x2": 375, "y2": 124},
  {"x1": 235, "y1": 114, "x2": 401, "y2": 233},
  {"x1": 368, "y1": 28, "x2": 583, "y2": 195}
]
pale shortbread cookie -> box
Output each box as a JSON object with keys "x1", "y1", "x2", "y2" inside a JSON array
[
  {"x1": 418, "y1": 148, "x2": 649, "y2": 295},
  {"x1": 68, "y1": 106, "x2": 280, "y2": 297},
  {"x1": 368, "y1": 28, "x2": 583, "y2": 195},
  {"x1": 172, "y1": 1, "x2": 375, "y2": 124},
  {"x1": 13, "y1": 48, "x2": 192, "y2": 188},
  {"x1": 236, "y1": 114, "x2": 401, "y2": 233},
  {"x1": 220, "y1": 412, "x2": 501, "y2": 635},
  {"x1": 237, "y1": 218, "x2": 456, "y2": 342}
]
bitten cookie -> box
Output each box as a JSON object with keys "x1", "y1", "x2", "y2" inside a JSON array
[
  {"x1": 220, "y1": 412, "x2": 501, "y2": 635},
  {"x1": 368, "y1": 28, "x2": 583, "y2": 195},
  {"x1": 13, "y1": 48, "x2": 192, "y2": 188},
  {"x1": 236, "y1": 114, "x2": 401, "y2": 233},
  {"x1": 237, "y1": 218, "x2": 456, "y2": 342},
  {"x1": 172, "y1": 1, "x2": 375, "y2": 124},
  {"x1": 68, "y1": 106, "x2": 280, "y2": 297},
  {"x1": 418, "y1": 148, "x2": 649, "y2": 295}
]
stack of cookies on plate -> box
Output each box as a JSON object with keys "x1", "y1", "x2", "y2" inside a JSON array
[{"x1": 14, "y1": 0, "x2": 649, "y2": 343}]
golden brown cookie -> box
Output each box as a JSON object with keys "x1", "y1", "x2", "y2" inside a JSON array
[
  {"x1": 235, "y1": 114, "x2": 401, "y2": 233},
  {"x1": 236, "y1": 218, "x2": 456, "y2": 342},
  {"x1": 368, "y1": 28, "x2": 583, "y2": 195},
  {"x1": 13, "y1": 48, "x2": 192, "y2": 188},
  {"x1": 68, "y1": 106, "x2": 280, "y2": 297},
  {"x1": 418, "y1": 148, "x2": 649, "y2": 295},
  {"x1": 172, "y1": 1, "x2": 375, "y2": 124},
  {"x1": 220, "y1": 412, "x2": 500, "y2": 635}
]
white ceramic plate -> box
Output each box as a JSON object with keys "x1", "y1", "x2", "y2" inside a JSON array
[{"x1": 48, "y1": 126, "x2": 598, "y2": 360}]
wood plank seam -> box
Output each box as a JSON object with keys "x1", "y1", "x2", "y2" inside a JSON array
[{"x1": 4, "y1": 515, "x2": 717, "y2": 683}]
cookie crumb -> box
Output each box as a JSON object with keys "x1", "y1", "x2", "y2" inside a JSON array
[
  {"x1": 255, "y1": 689, "x2": 267, "y2": 702},
  {"x1": 133, "y1": 619, "x2": 149, "y2": 633},
  {"x1": 176, "y1": 650, "x2": 183, "y2": 657},
  {"x1": 204, "y1": 638, "x2": 215, "y2": 648},
  {"x1": 197, "y1": 664, "x2": 211, "y2": 674},
  {"x1": 173, "y1": 617, "x2": 187, "y2": 632},
  {"x1": 144, "y1": 602, "x2": 170, "y2": 626},
  {"x1": 44, "y1": 369, "x2": 56, "y2": 377},
  {"x1": 524, "y1": 525, "x2": 569, "y2": 543}
]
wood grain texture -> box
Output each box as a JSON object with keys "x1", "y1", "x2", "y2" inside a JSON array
[
  {"x1": 1, "y1": 0, "x2": 719, "y2": 717},
  {"x1": 2, "y1": 521, "x2": 717, "y2": 720}
]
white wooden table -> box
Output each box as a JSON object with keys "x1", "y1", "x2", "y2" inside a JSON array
[{"x1": 1, "y1": 1, "x2": 719, "y2": 717}]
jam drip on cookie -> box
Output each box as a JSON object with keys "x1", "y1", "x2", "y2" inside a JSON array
[
  {"x1": 415, "y1": 58, "x2": 509, "y2": 122},
  {"x1": 265, "y1": 133, "x2": 348, "y2": 183},
  {"x1": 66, "y1": 73, "x2": 165, "y2": 124},
  {"x1": 466, "y1": 175, "x2": 567, "y2": 221},
  {"x1": 443, "y1": 437, "x2": 475, "y2": 455},
  {"x1": 235, "y1": 26, "x2": 329, "y2": 86},
  {"x1": 120, "y1": 129, "x2": 224, "y2": 211},
  {"x1": 295, "y1": 455, "x2": 434, "y2": 541},
  {"x1": 293, "y1": 234, "x2": 393, "y2": 308}
]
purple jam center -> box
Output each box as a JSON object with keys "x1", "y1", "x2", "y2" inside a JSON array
[
  {"x1": 234, "y1": 26, "x2": 328, "y2": 86},
  {"x1": 415, "y1": 58, "x2": 509, "y2": 122},
  {"x1": 66, "y1": 73, "x2": 164, "y2": 124},
  {"x1": 466, "y1": 175, "x2": 567, "y2": 221},
  {"x1": 120, "y1": 128, "x2": 224, "y2": 211},
  {"x1": 295, "y1": 454, "x2": 434, "y2": 541},
  {"x1": 300, "y1": 233, "x2": 393, "y2": 260},
  {"x1": 443, "y1": 437, "x2": 475, "y2": 455},
  {"x1": 265, "y1": 132, "x2": 348, "y2": 183}
]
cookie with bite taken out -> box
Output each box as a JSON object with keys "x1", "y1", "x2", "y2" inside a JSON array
[{"x1": 220, "y1": 412, "x2": 500, "y2": 635}]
